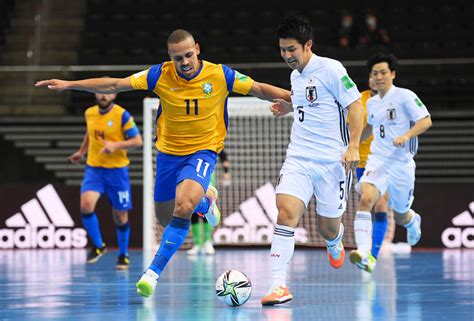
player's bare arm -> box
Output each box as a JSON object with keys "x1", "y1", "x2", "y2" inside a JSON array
[
  {"x1": 68, "y1": 132, "x2": 89, "y2": 163},
  {"x1": 99, "y1": 135, "x2": 143, "y2": 155},
  {"x1": 270, "y1": 98, "x2": 293, "y2": 117},
  {"x1": 393, "y1": 116, "x2": 432, "y2": 147},
  {"x1": 342, "y1": 99, "x2": 364, "y2": 172},
  {"x1": 35, "y1": 77, "x2": 134, "y2": 94},
  {"x1": 248, "y1": 81, "x2": 291, "y2": 102}
]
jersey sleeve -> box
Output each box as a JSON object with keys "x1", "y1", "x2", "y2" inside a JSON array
[
  {"x1": 121, "y1": 110, "x2": 140, "y2": 138},
  {"x1": 366, "y1": 99, "x2": 375, "y2": 125},
  {"x1": 402, "y1": 89, "x2": 430, "y2": 122},
  {"x1": 326, "y1": 60, "x2": 361, "y2": 109},
  {"x1": 221, "y1": 64, "x2": 254, "y2": 95},
  {"x1": 130, "y1": 69, "x2": 149, "y2": 90},
  {"x1": 130, "y1": 64, "x2": 163, "y2": 91}
]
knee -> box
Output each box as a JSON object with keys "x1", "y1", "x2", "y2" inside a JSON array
[
  {"x1": 113, "y1": 211, "x2": 128, "y2": 225},
  {"x1": 80, "y1": 199, "x2": 95, "y2": 213},
  {"x1": 359, "y1": 192, "x2": 377, "y2": 210},
  {"x1": 173, "y1": 200, "x2": 195, "y2": 218},
  {"x1": 276, "y1": 206, "x2": 299, "y2": 227}
]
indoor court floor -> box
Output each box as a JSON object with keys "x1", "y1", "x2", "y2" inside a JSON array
[{"x1": 0, "y1": 248, "x2": 473, "y2": 321}]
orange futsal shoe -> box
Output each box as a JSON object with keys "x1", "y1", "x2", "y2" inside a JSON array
[
  {"x1": 261, "y1": 285, "x2": 293, "y2": 306},
  {"x1": 327, "y1": 241, "x2": 345, "y2": 269}
]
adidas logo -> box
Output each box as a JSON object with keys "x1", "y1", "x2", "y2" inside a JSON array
[
  {"x1": 0, "y1": 184, "x2": 87, "y2": 249},
  {"x1": 441, "y1": 201, "x2": 474, "y2": 248},
  {"x1": 213, "y1": 182, "x2": 308, "y2": 244}
]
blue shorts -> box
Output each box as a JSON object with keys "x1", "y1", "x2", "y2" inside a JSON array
[
  {"x1": 81, "y1": 165, "x2": 132, "y2": 211},
  {"x1": 154, "y1": 150, "x2": 217, "y2": 202},
  {"x1": 356, "y1": 167, "x2": 365, "y2": 182}
]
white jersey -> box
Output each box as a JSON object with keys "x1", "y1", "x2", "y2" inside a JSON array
[
  {"x1": 286, "y1": 54, "x2": 361, "y2": 162},
  {"x1": 367, "y1": 85, "x2": 430, "y2": 162}
]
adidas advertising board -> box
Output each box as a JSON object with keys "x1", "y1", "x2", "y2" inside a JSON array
[
  {"x1": 408, "y1": 182, "x2": 474, "y2": 248},
  {"x1": 442, "y1": 202, "x2": 474, "y2": 248},
  {"x1": 213, "y1": 182, "x2": 309, "y2": 244},
  {"x1": 0, "y1": 184, "x2": 87, "y2": 249}
]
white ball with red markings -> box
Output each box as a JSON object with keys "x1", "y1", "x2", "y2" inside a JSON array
[{"x1": 215, "y1": 270, "x2": 252, "y2": 307}]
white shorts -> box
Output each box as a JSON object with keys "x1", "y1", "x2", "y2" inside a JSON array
[
  {"x1": 275, "y1": 156, "x2": 352, "y2": 218},
  {"x1": 358, "y1": 154, "x2": 415, "y2": 213}
]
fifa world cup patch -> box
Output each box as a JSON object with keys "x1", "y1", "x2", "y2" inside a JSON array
[
  {"x1": 414, "y1": 97, "x2": 424, "y2": 107},
  {"x1": 341, "y1": 75, "x2": 355, "y2": 90},
  {"x1": 234, "y1": 71, "x2": 249, "y2": 82}
]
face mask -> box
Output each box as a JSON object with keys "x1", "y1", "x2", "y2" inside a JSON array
[
  {"x1": 366, "y1": 17, "x2": 376, "y2": 27},
  {"x1": 342, "y1": 18, "x2": 352, "y2": 28}
]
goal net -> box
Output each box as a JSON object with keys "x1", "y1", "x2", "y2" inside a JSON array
[{"x1": 143, "y1": 97, "x2": 394, "y2": 253}]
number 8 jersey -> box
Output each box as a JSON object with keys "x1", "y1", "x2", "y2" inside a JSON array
[
  {"x1": 288, "y1": 54, "x2": 361, "y2": 162},
  {"x1": 367, "y1": 85, "x2": 430, "y2": 162},
  {"x1": 131, "y1": 61, "x2": 254, "y2": 156}
]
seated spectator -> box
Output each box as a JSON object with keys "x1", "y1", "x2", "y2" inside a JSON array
[
  {"x1": 358, "y1": 10, "x2": 391, "y2": 49},
  {"x1": 337, "y1": 10, "x2": 359, "y2": 48}
]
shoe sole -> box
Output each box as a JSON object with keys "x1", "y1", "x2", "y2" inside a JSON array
[
  {"x1": 136, "y1": 280, "x2": 153, "y2": 298},
  {"x1": 328, "y1": 247, "x2": 345, "y2": 269},
  {"x1": 261, "y1": 296, "x2": 293, "y2": 306},
  {"x1": 115, "y1": 264, "x2": 129, "y2": 271},
  {"x1": 349, "y1": 250, "x2": 373, "y2": 273},
  {"x1": 86, "y1": 248, "x2": 108, "y2": 264}
]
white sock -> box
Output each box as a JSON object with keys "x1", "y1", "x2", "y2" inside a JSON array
[
  {"x1": 354, "y1": 211, "x2": 373, "y2": 254},
  {"x1": 269, "y1": 224, "x2": 295, "y2": 288},
  {"x1": 145, "y1": 269, "x2": 159, "y2": 280},
  {"x1": 326, "y1": 223, "x2": 344, "y2": 247}
]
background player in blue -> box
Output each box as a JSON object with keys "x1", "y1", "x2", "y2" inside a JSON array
[
  {"x1": 36, "y1": 29, "x2": 291, "y2": 297},
  {"x1": 68, "y1": 92, "x2": 142, "y2": 270}
]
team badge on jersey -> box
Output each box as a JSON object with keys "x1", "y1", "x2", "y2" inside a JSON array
[
  {"x1": 306, "y1": 86, "x2": 317, "y2": 102},
  {"x1": 203, "y1": 82, "x2": 213, "y2": 95},
  {"x1": 387, "y1": 108, "x2": 396, "y2": 120},
  {"x1": 107, "y1": 120, "x2": 113, "y2": 127}
]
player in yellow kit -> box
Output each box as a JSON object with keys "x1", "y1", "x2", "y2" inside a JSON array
[
  {"x1": 348, "y1": 76, "x2": 390, "y2": 272},
  {"x1": 36, "y1": 29, "x2": 291, "y2": 298},
  {"x1": 68, "y1": 92, "x2": 142, "y2": 270}
]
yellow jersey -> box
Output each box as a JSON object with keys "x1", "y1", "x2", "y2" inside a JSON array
[
  {"x1": 130, "y1": 60, "x2": 254, "y2": 155},
  {"x1": 347, "y1": 89, "x2": 374, "y2": 168},
  {"x1": 85, "y1": 104, "x2": 139, "y2": 168}
]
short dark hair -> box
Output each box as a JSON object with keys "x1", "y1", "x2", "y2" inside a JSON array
[
  {"x1": 167, "y1": 29, "x2": 194, "y2": 45},
  {"x1": 276, "y1": 14, "x2": 313, "y2": 45},
  {"x1": 367, "y1": 53, "x2": 399, "y2": 72}
]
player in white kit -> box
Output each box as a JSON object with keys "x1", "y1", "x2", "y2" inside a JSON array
[
  {"x1": 261, "y1": 15, "x2": 365, "y2": 306},
  {"x1": 350, "y1": 53, "x2": 432, "y2": 273}
]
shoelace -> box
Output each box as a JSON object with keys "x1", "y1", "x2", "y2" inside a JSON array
[{"x1": 327, "y1": 243, "x2": 342, "y2": 259}]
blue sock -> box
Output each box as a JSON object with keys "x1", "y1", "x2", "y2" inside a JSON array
[
  {"x1": 371, "y1": 212, "x2": 388, "y2": 259},
  {"x1": 193, "y1": 195, "x2": 210, "y2": 213},
  {"x1": 81, "y1": 212, "x2": 104, "y2": 248},
  {"x1": 148, "y1": 216, "x2": 191, "y2": 275},
  {"x1": 116, "y1": 222, "x2": 130, "y2": 256}
]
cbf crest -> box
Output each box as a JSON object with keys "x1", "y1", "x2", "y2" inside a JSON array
[
  {"x1": 203, "y1": 82, "x2": 213, "y2": 95},
  {"x1": 306, "y1": 86, "x2": 317, "y2": 102},
  {"x1": 387, "y1": 108, "x2": 396, "y2": 120}
]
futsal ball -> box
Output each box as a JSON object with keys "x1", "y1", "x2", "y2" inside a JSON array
[{"x1": 215, "y1": 270, "x2": 252, "y2": 307}]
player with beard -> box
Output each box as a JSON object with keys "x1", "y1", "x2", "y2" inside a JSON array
[
  {"x1": 68, "y1": 92, "x2": 142, "y2": 270},
  {"x1": 36, "y1": 29, "x2": 290, "y2": 298}
]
